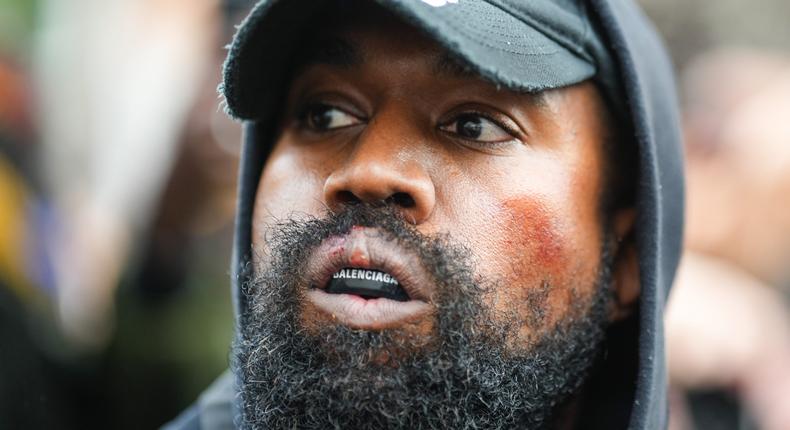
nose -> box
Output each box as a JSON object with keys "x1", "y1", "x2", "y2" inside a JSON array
[{"x1": 323, "y1": 125, "x2": 436, "y2": 224}]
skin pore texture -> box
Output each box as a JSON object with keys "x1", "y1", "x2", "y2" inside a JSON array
[{"x1": 238, "y1": 4, "x2": 638, "y2": 429}]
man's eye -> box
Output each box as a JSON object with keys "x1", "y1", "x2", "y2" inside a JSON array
[
  {"x1": 440, "y1": 113, "x2": 514, "y2": 143},
  {"x1": 299, "y1": 103, "x2": 361, "y2": 131}
]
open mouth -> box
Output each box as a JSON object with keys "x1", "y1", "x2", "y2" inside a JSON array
[
  {"x1": 302, "y1": 226, "x2": 434, "y2": 330},
  {"x1": 326, "y1": 268, "x2": 410, "y2": 301}
]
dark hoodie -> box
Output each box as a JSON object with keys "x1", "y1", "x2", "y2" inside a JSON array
[{"x1": 164, "y1": 0, "x2": 683, "y2": 428}]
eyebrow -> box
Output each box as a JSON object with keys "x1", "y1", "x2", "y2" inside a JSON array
[
  {"x1": 432, "y1": 52, "x2": 479, "y2": 79},
  {"x1": 298, "y1": 36, "x2": 362, "y2": 70}
]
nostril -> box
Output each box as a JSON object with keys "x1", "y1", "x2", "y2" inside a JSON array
[
  {"x1": 336, "y1": 190, "x2": 362, "y2": 205},
  {"x1": 389, "y1": 192, "x2": 415, "y2": 208}
]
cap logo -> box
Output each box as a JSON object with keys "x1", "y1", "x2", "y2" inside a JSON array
[{"x1": 420, "y1": 0, "x2": 458, "y2": 7}]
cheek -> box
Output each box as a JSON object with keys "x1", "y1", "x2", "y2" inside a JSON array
[
  {"x1": 500, "y1": 198, "x2": 566, "y2": 273},
  {"x1": 252, "y1": 148, "x2": 326, "y2": 244},
  {"x1": 481, "y1": 196, "x2": 601, "y2": 335}
]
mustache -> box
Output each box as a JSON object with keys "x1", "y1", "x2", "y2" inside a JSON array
[
  {"x1": 240, "y1": 203, "x2": 494, "y2": 380},
  {"x1": 249, "y1": 202, "x2": 484, "y2": 308}
]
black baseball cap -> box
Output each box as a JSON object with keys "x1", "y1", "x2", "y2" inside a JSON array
[{"x1": 221, "y1": 0, "x2": 620, "y2": 121}]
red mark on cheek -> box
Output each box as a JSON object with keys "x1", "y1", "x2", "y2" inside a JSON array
[{"x1": 500, "y1": 198, "x2": 565, "y2": 270}]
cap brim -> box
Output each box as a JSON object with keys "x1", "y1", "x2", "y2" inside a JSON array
[{"x1": 222, "y1": 0, "x2": 595, "y2": 120}]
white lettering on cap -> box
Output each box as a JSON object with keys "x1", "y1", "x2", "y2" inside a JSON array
[{"x1": 420, "y1": 0, "x2": 458, "y2": 7}]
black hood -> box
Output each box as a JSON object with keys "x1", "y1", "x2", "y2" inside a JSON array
[{"x1": 164, "y1": 0, "x2": 683, "y2": 428}]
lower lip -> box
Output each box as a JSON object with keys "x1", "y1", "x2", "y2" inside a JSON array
[{"x1": 305, "y1": 289, "x2": 432, "y2": 330}]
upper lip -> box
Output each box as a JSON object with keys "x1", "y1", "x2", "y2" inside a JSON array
[{"x1": 303, "y1": 226, "x2": 435, "y2": 303}]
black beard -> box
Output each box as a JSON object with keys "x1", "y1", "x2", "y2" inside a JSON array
[{"x1": 234, "y1": 204, "x2": 613, "y2": 429}]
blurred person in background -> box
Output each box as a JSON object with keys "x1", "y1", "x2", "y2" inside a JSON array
[
  {"x1": 34, "y1": 0, "x2": 224, "y2": 350},
  {"x1": 682, "y1": 49, "x2": 790, "y2": 291},
  {"x1": 666, "y1": 49, "x2": 790, "y2": 430},
  {"x1": 1, "y1": 2, "x2": 71, "y2": 426},
  {"x1": 2, "y1": 0, "x2": 250, "y2": 428},
  {"x1": 0, "y1": 42, "x2": 65, "y2": 429},
  {"x1": 635, "y1": 2, "x2": 790, "y2": 428}
]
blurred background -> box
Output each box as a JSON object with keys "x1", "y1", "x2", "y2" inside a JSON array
[{"x1": 0, "y1": 0, "x2": 789, "y2": 428}]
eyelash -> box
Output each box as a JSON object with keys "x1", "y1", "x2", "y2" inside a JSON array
[
  {"x1": 295, "y1": 102, "x2": 351, "y2": 129},
  {"x1": 441, "y1": 110, "x2": 520, "y2": 138},
  {"x1": 294, "y1": 101, "x2": 521, "y2": 147}
]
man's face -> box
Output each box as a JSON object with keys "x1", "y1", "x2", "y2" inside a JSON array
[{"x1": 240, "y1": 6, "x2": 634, "y2": 429}]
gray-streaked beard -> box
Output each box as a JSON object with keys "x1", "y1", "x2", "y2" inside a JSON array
[{"x1": 234, "y1": 204, "x2": 613, "y2": 429}]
